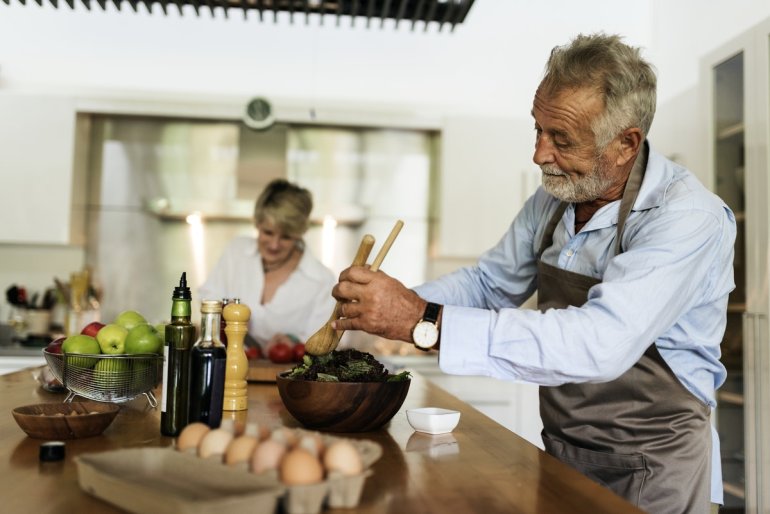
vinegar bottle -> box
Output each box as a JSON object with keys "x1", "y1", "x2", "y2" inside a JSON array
[
  {"x1": 188, "y1": 300, "x2": 227, "y2": 428},
  {"x1": 161, "y1": 272, "x2": 196, "y2": 437}
]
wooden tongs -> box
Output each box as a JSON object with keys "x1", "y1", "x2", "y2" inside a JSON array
[{"x1": 304, "y1": 220, "x2": 404, "y2": 356}]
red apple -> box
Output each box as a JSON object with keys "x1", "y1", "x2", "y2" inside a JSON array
[
  {"x1": 81, "y1": 321, "x2": 106, "y2": 338},
  {"x1": 292, "y1": 343, "x2": 306, "y2": 363},
  {"x1": 268, "y1": 342, "x2": 293, "y2": 364},
  {"x1": 45, "y1": 337, "x2": 65, "y2": 354}
]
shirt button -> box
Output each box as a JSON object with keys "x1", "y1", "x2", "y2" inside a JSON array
[{"x1": 566, "y1": 249, "x2": 574, "y2": 257}]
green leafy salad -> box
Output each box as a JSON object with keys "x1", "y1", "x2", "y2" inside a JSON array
[{"x1": 287, "y1": 349, "x2": 411, "y2": 383}]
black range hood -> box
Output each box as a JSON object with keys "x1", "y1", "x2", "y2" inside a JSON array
[{"x1": 2, "y1": 0, "x2": 476, "y2": 31}]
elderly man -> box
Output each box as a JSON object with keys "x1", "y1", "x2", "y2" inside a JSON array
[{"x1": 331, "y1": 33, "x2": 735, "y2": 513}]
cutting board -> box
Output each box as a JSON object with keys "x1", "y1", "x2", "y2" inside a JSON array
[{"x1": 247, "y1": 359, "x2": 294, "y2": 383}]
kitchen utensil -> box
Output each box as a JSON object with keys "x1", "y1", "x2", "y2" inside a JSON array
[
  {"x1": 276, "y1": 371, "x2": 411, "y2": 432},
  {"x1": 329, "y1": 219, "x2": 404, "y2": 348},
  {"x1": 304, "y1": 234, "x2": 375, "y2": 356},
  {"x1": 5, "y1": 285, "x2": 26, "y2": 307},
  {"x1": 12, "y1": 401, "x2": 119, "y2": 440},
  {"x1": 43, "y1": 350, "x2": 163, "y2": 407},
  {"x1": 304, "y1": 219, "x2": 404, "y2": 356},
  {"x1": 26, "y1": 309, "x2": 51, "y2": 335}
]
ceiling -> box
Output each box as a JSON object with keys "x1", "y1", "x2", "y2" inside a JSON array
[{"x1": 1, "y1": 0, "x2": 476, "y2": 31}]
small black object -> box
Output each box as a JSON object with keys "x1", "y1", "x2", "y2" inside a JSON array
[
  {"x1": 173, "y1": 272, "x2": 192, "y2": 300},
  {"x1": 39, "y1": 441, "x2": 65, "y2": 462}
]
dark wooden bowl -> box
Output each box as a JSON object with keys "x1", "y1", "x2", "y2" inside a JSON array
[
  {"x1": 276, "y1": 372, "x2": 411, "y2": 432},
  {"x1": 12, "y1": 401, "x2": 120, "y2": 440}
]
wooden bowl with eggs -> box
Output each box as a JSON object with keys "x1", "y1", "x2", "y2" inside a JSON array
[{"x1": 276, "y1": 371, "x2": 411, "y2": 432}]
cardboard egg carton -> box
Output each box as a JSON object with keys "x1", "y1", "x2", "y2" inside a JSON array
[{"x1": 75, "y1": 428, "x2": 382, "y2": 514}]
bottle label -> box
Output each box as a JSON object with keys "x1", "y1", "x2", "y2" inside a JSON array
[{"x1": 161, "y1": 345, "x2": 169, "y2": 413}]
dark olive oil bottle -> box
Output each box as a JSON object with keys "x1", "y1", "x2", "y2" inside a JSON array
[
  {"x1": 188, "y1": 300, "x2": 227, "y2": 428},
  {"x1": 161, "y1": 272, "x2": 196, "y2": 437}
]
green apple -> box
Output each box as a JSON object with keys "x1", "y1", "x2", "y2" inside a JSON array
[
  {"x1": 96, "y1": 323, "x2": 128, "y2": 355},
  {"x1": 154, "y1": 323, "x2": 167, "y2": 344},
  {"x1": 93, "y1": 358, "x2": 130, "y2": 389},
  {"x1": 125, "y1": 324, "x2": 163, "y2": 355},
  {"x1": 114, "y1": 310, "x2": 147, "y2": 331},
  {"x1": 62, "y1": 334, "x2": 101, "y2": 368}
]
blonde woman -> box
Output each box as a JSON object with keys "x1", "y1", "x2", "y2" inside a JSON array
[{"x1": 199, "y1": 179, "x2": 335, "y2": 350}]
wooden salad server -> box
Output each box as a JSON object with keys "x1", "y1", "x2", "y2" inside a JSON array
[
  {"x1": 304, "y1": 219, "x2": 405, "y2": 356},
  {"x1": 304, "y1": 234, "x2": 375, "y2": 356}
]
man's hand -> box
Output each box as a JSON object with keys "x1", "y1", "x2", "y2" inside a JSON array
[{"x1": 330, "y1": 266, "x2": 426, "y2": 343}]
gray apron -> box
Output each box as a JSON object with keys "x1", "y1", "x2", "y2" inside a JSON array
[{"x1": 537, "y1": 148, "x2": 712, "y2": 514}]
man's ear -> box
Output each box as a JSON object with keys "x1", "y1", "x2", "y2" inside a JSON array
[{"x1": 615, "y1": 128, "x2": 643, "y2": 166}]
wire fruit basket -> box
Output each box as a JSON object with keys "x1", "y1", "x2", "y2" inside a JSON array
[{"x1": 43, "y1": 350, "x2": 163, "y2": 407}]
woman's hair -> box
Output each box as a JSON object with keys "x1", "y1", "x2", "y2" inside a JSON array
[
  {"x1": 539, "y1": 32, "x2": 657, "y2": 151},
  {"x1": 253, "y1": 179, "x2": 313, "y2": 237}
]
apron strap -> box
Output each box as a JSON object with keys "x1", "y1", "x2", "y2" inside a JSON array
[
  {"x1": 537, "y1": 202, "x2": 569, "y2": 259},
  {"x1": 614, "y1": 145, "x2": 647, "y2": 254}
]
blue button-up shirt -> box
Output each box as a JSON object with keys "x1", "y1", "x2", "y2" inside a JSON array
[{"x1": 414, "y1": 145, "x2": 736, "y2": 503}]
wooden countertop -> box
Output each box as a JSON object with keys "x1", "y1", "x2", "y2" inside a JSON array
[{"x1": 1, "y1": 367, "x2": 642, "y2": 514}]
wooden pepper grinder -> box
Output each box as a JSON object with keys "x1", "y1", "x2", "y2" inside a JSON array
[{"x1": 223, "y1": 299, "x2": 250, "y2": 411}]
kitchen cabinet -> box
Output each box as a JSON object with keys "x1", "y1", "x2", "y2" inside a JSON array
[
  {"x1": 701, "y1": 16, "x2": 770, "y2": 514},
  {"x1": 0, "y1": 94, "x2": 84, "y2": 245}
]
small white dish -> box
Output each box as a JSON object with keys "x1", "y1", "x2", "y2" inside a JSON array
[{"x1": 406, "y1": 407, "x2": 461, "y2": 435}]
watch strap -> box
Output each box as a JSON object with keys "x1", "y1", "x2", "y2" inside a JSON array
[{"x1": 423, "y1": 302, "x2": 441, "y2": 324}]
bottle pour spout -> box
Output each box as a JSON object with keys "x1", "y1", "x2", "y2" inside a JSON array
[{"x1": 173, "y1": 272, "x2": 192, "y2": 300}]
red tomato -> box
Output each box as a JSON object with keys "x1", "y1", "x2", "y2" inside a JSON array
[
  {"x1": 292, "y1": 343, "x2": 306, "y2": 362},
  {"x1": 245, "y1": 345, "x2": 262, "y2": 360},
  {"x1": 268, "y1": 342, "x2": 293, "y2": 364}
]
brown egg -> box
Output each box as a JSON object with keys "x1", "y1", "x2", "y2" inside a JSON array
[
  {"x1": 225, "y1": 435, "x2": 259, "y2": 466},
  {"x1": 176, "y1": 422, "x2": 210, "y2": 452},
  {"x1": 257, "y1": 424, "x2": 271, "y2": 441},
  {"x1": 250, "y1": 439, "x2": 287, "y2": 474},
  {"x1": 323, "y1": 440, "x2": 363, "y2": 476},
  {"x1": 198, "y1": 428, "x2": 234, "y2": 459},
  {"x1": 280, "y1": 448, "x2": 324, "y2": 485}
]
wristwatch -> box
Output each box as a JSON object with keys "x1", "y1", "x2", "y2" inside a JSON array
[{"x1": 412, "y1": 302, "x2": 442, "y2": 349}]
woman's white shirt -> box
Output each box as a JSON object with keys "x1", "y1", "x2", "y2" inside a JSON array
[{"x1": 198, "y1": 236, "x2": 336, "y2": 345}]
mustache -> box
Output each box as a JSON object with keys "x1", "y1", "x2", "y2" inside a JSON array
[{"x1": 541, "y1": 165, "x2": 567, "y2": 177}]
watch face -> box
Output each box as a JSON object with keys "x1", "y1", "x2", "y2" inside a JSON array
[{"x1": 413, "y1": 321, "x2": 439, "y2": 349}]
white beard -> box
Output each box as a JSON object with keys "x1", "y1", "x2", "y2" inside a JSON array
[{"x1": 541, "y1": 159, "x2": 616, "y2": 203}]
